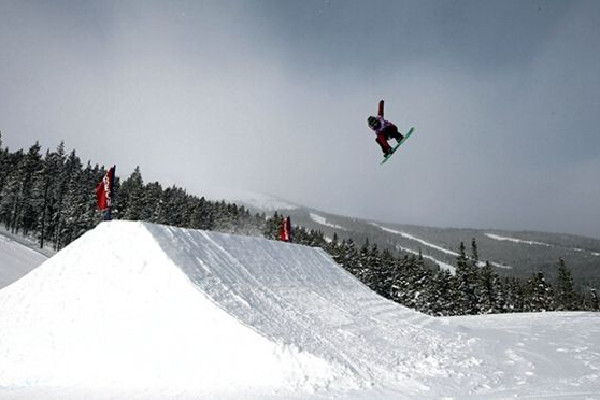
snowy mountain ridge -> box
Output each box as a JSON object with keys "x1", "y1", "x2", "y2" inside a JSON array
[
  {"x1": 235, "y1": 193, "x2": 600, "y2": 287},
  {"x1": 200, "y1": 187, "x2": 300, "y2": 212}
]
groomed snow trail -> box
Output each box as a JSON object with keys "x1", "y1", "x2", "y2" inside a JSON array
[
  {"x1": 0, "y1": 232, "x2": 47, "y2": 288},
  {"x1": 1, "y1": 221, "x2": 599, "y2": 399}
]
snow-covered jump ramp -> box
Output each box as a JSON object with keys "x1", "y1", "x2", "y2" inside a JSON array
[{"x1": 1, "y1": 221, "x2": 599, "y2": 399}]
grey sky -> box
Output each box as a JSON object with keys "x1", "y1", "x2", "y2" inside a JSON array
[{"x1": 1, "y1": 0, "x2": 599, "y2": 238}]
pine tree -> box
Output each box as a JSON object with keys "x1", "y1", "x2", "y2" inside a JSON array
[
  {"x1": 455, "y1": 241, "x2": 477, "y2": 314},
  {"x1": 413, "y1": 264, "x2": 433, "y2": 313},
  {"x1": 60, "y1": 151, "x2": 87, "y2": 243},
  {"x1": 118, "y1": 166, "x2": 145, "y2": 221},
  {"x1": 0, "y1": 131, "x2": 7, "y2": 195},
  {"x1": 81, "y1": 162, "x2": 105, "y2": 230},
  {"x1": 417, "y1": 247, "x2": 425, "y2": 269},
  {"x1": 188, "y1": 195, "x2": 213, "y2": 230},
  {"x1": 429, "y1": 268, "x2": 454, "y2": 316},
  {"x1": 0, "y1": 148, "x2": 25, "y2": 230},
  {"x1": 394, "y1": 254, "x2": 424, "y2": 310},
  {"x1": 37, "y1": 149, "x2": 52, "y2": 248},
  {"x1": 16, "y1": 142, "x2": 44, "y2": 235},
  {"x1": 143, "y1": 181, "x2": 164, "y2": 223},
  {"x1": 358, "y1": 239, "x2": 376, "y2": 286},
  {"x1": 471, "y1": 238, "x2": 479, "y2": 265},
  {"x1": 525, "y1": 271, "x2": 554, "y2": 312},
  {"x1": 494, "y1": 273, "x2": 507, "y2": 313},
  {"x1": 326, "y1": 232, "x2": 341, "y2": 262},
  {"x1": 0, "y1": 149, "x2": 10, "y2": 201},
  {"x1": 263, "y1": 212, "x2": 282, "y2": 240},
  {"x1": 478, "y1": 261, "x2": 499, "y2": 314},
  {"x1": 53, "y1": 150, "x2": 85, "y2": 247},
  {"x1": 555, "y1": 258, "x2": 577, "y2": 311},
  {"x1": 45, "y1": 142, "x2": 68, "y2": 250},
  {"x1": 377, "y1": 248, "x2": 396, "y2": 299},
  {"x1": 589, "y1": 289, "x2": 599, "y2": 311},
  {"x1": 367, "y1": 243, "x2": 384, "y2": 293},
  {"x1": 504, "y1": 276, "x2": 525, "y2": 313},
  {"x1": 340, "y1": 238, "x2": 360, "y2": 276}
]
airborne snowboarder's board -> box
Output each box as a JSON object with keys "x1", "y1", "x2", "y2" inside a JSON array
[{"x1": 381, "y1": 127, "x2": 414, "y2": 165}]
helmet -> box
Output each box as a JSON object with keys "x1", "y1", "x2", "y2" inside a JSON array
[{"x1": 368, "y1": 116, "x2": 380, "y2": 129}]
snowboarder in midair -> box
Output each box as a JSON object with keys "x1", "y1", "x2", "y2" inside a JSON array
[{"x1": 368, "y1": 100, "x2": 404, "y2": 157}]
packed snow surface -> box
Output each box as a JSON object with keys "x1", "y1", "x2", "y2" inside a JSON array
[
  {"x1": 0, "y1": 231, "x2": 48, "y2": 289},
  {"x1": 0, "y1": 221, "x2": 599, "y2": 399}
]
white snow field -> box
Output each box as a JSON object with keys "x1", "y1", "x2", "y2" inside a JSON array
[{"x1": 0, "y1": 221, "x2": 599, "y2": 399}]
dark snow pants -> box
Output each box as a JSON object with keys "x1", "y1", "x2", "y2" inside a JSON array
[{"x1": 375, "y1": 124, "x2": 403, "y2": 154}]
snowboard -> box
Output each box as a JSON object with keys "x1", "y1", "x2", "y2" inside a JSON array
[{"x1": 381, "y1": 127, "x2": 414, "y2": 165}]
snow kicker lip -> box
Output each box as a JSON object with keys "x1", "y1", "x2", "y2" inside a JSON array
[{"x1": 0, "y1": 221, "x2": 356, "y2": 391}]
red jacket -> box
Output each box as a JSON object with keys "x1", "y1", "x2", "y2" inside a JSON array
[{"x1": 371, "y1": 100, "x2": 393, "y2": 135}]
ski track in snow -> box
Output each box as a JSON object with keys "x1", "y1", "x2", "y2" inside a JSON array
[
  {"x1": 0, "y1": 233, "x2": 48, "y2": 289},
  {"x1": 373, "y1": 224, "x2": 459, "y2": 257},
  {"x1": 309, "y1": 213, "x2": 347, "y2": 231},
  {"x1": 0, "y1": 221, "x2": 599, "y2": 399},
  {"x1": 485, "y1": 233, "x2": 600, "y2": 257},
  {"x1": 485, "y1": 233, "x2": 553, "y2": 247},
  {"x1": 372, "y1": 224, "x2": 511, "y2": 271},
  {"x1": 395, "y1": 243, "x2": 456, "y2": 274}
]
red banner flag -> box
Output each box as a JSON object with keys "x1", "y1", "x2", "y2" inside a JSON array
[
  {"x1": 280, "y1": 216, "x2": 291, "y2": 242},
  {"x1": 96, "y1": 166, "x2": 115, "y2": 212}
]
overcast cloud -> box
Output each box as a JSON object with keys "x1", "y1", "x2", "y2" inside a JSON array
[{"x1": 1, "y1": 0, "x2": 599, "y2": 238}]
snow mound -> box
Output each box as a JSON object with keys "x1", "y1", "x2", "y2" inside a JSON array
[
  {"x1": 0, "y1": 221, "x2": 479, "y2": 397},
  {"x1": 3, "y1": 221, "x2": 598, "y2": 398},
  {"x1": 0, "y1": 222, "x2": 349, "y2": 393}
]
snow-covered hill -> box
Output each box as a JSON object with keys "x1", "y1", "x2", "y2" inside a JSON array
[{"x1": 1, "y1": 221, "x2": 599, "y2": 399}]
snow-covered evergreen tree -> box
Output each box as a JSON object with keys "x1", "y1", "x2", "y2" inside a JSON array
[
  {"x1": 478, "y1": 261, "x2": 500, "y2": 314},
  {"x1": 118, "y1": 166, "x2": 145, "y2": 221},
  {"x1": 0, "y1": 148, "x2": 24, "y2": 230},
  {"x1": 589, "y1": 289, "x2": 599, "y2": 311},
  {"x1": 525, "y1": 271, "x2": 554, "y2": 312},
  {"x1": 455, "y1": 242, "x2": 477, "y2": 315},
  {"x1": 555, "y1": 258, "x2": 577, "y2": 311},
  {"x1": 60, "y1": 150, "x2": 88, "y2": 245}
]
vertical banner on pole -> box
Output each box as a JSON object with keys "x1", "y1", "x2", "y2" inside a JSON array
[{"x1": 96, "y1": 165, "x2": 116, "y2": 220}]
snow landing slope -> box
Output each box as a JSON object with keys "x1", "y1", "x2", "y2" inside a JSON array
[{"x1": 1, "y1": 221, "x2": 599, "y2": 399}]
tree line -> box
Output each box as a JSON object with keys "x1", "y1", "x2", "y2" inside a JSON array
[
  {"x1": 1, "y1": 135, "x2": 598, "y2": 315},
  {"x1": 0, "y1": 136, "x2": 269, "y2": 251},
  {"x1": 265, "y1": 221, "x2": 599, "y2": 314}
]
